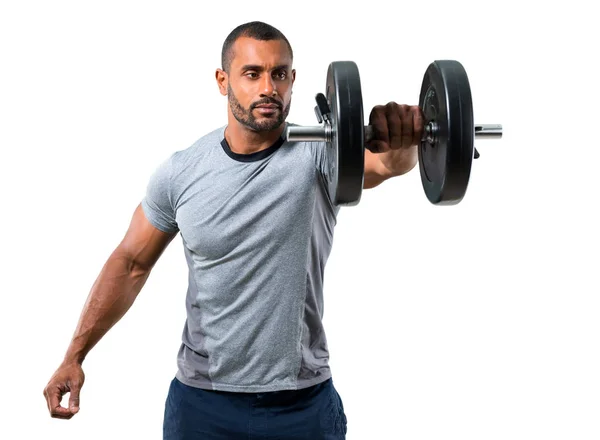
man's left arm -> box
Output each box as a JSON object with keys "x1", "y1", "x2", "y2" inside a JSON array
[{"x1": 363, "y1": 102, "x2": 423, "y2": 189}]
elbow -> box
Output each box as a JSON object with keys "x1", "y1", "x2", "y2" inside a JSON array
[{"x1": 110, "y1": 247, "x2": 154, "y2": 279}]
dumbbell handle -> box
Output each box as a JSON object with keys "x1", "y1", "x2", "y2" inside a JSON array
[
  {"x1": 474, "y1": 124, "x2": 503, "y2": 138},
  {"x1": 287, "y1": 123, "x2": 502, "y2": 143}
]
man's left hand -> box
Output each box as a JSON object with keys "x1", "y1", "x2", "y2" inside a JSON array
[{"x1": 366, "y1": 102, "x2": 424, "y2": 177}]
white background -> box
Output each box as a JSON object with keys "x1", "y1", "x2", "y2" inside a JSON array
[{"x1": 1, "y1": 1, "x2": 599, "y2": 439}]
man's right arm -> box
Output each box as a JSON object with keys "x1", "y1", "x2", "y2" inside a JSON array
[
  {"x1": 63, "y1": 202, "x2": 177, "y2": 364},
  {"x1": 43, "y1": 202, "x2": 177, "y2": 419}
]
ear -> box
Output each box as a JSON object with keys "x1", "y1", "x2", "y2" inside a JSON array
[
  {"x1": 291, "y1": 69, "x2": 296, "y2": 85},
  {"x1": 215, "y1": 68, "x2": 228, "y2": 96}
]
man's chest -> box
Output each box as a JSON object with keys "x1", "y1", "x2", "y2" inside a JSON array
[{"x1": 174, "y1": 153, "x2": 318, "y2": 259}]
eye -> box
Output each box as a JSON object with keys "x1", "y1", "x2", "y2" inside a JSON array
[
  {"x1": 274, "y1": 71, "x2": 287, "y2": 80},
  {"x1": 246, "y1": 72, "x2": 259, "y2": 79}
]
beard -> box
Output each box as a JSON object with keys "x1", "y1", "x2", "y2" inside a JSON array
[{"x1": 227, "y1": 83, "x2": 291, "y2": 132}]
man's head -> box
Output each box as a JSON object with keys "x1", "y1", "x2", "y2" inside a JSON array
[{"x1": 216, "y1": 21, "x2": 295, "y2": 133}]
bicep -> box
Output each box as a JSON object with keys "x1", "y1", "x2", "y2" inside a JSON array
[{"x1": 114, "y1": 203, "x2": 178, "y2": 272}]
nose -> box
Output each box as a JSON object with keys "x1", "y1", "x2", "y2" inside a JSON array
[{"x1": 260, "y1": 74, "x2": 277, "y2": 97}]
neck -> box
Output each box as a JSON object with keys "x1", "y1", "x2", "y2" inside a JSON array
[{"x1": 224, "y1": 119, "x2": 286, "y2": 155}]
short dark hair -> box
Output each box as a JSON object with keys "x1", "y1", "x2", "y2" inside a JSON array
[{"x1": 221, "y1": 21, "x2": 293, "y2": 73}]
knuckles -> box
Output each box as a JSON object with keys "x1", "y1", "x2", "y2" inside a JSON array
[
  {"x1": 385, "y1": 101, "x2": 408, "y2": 113},
  {"x1": 370, "y1": 104, "x2": 386, "y2": 118},
  {"x1": 372, "y1": 102, "x2": 420, "y2": 119}
]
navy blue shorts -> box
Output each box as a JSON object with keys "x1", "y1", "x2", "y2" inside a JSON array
[{"x1": 163, "y1": 376, "x2": 348, "y2": 439}]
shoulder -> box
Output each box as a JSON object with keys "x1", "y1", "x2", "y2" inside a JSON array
[
  {"x1": 145, "y1": 125, "x2": 225, "y2": 190},
  {"x1": 164, "y1": 125, "x2": 227, "y2": 174}
]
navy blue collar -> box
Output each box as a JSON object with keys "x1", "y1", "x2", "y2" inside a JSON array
[{"x1": 220, "y1": 130, "x2": 286, "y2": 163}]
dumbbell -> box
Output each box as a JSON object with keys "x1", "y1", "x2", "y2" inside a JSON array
[{"x1": 285, "y1": 60, "x2": 502, "y2": 206}]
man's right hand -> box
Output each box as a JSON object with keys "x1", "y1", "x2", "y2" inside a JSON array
[
  {"x1": 43, "y1": 362, "x2": 85, "y2": 419},
  {"x1": 41, "y1": 203, "x2": 176, "y2": 420}
]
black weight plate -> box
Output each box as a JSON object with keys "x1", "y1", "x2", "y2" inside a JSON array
[
  {"x1": 325, "y1": 61, "x2": 365, "y2": 206},
  {"x1": 418, "y1": 60, "x2": 474, "y2": 205}
]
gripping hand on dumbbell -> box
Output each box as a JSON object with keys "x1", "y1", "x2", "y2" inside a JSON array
[
  {"x1": 365, "y1": 102, "x2": 424, "y2": 181},
  {"x1": 286, "y1": 60, "x2": 502, "y2": 206}
]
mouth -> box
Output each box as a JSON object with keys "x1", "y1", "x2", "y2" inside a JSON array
[{"x1": 254, "y1": 104, "x2": 281, "y2": 116}]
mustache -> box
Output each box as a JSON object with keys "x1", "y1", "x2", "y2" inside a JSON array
[{"x1": 251, "y1": 98, "x2": 283, "y2": 109}]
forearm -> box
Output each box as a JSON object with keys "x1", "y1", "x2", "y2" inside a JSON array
[
  {"x1": 363, "y1": 148, "x2": 417, "y2": 189},
  {"x1": 63, "y1": 251, "x2": 151, "y2": 365}
]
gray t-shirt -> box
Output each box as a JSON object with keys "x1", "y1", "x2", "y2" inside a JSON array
[{"x1": 141, "y1": 122, "x2": 342, "y2": 393}]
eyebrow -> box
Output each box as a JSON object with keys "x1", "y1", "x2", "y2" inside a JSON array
[{"x1": 240, "y1": 64, "x2": 290, "y2": 72}]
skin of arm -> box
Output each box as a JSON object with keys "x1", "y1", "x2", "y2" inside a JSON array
[{"x1": 43, "y1": 203, "x2": 177, "y2": 419}]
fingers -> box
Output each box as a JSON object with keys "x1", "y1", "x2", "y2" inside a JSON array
[
  {"x1": 68, "y1": 383, "x2": 81, "y2": 414},
  {"x1": 369, "y1": 103, "x2": 423, "y2": 151},
  {"x1": 44, "y1": 377, "x2": 83, "y2": 419},
  {"x1": 412, "y1": 106, "x2": 424, "y2": 146},
  {"x1": 44, "y1": 385, "x2": 76, "y2": 419},
  {"x1": 367, "y1": 105, "x2": 389, "y2": 152},
  {"x1": 44, "y1": 363, "x2": 86, "y2": 420},
  {"x1": 385, "y1": 102, "x2": 405, "y2": 148},
  {"x1": 398, "y1": 104, "x2": 414, "y2": 147}
]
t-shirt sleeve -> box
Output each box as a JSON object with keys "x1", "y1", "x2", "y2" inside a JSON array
[
  {"x1": 141, "y1": 153, "x2": 179, "y2": 234},
  {"x1": 310, "y1": 141, "x2": 332, "y2": 183}
]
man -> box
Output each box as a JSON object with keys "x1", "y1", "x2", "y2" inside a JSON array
[{"x1": 43, "y1": 21, "x2": 422, "y2": 439}]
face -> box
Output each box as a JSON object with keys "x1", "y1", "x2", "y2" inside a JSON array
[{"x1": 216, "y1": 37, "x2": 295, "y2": 132}]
